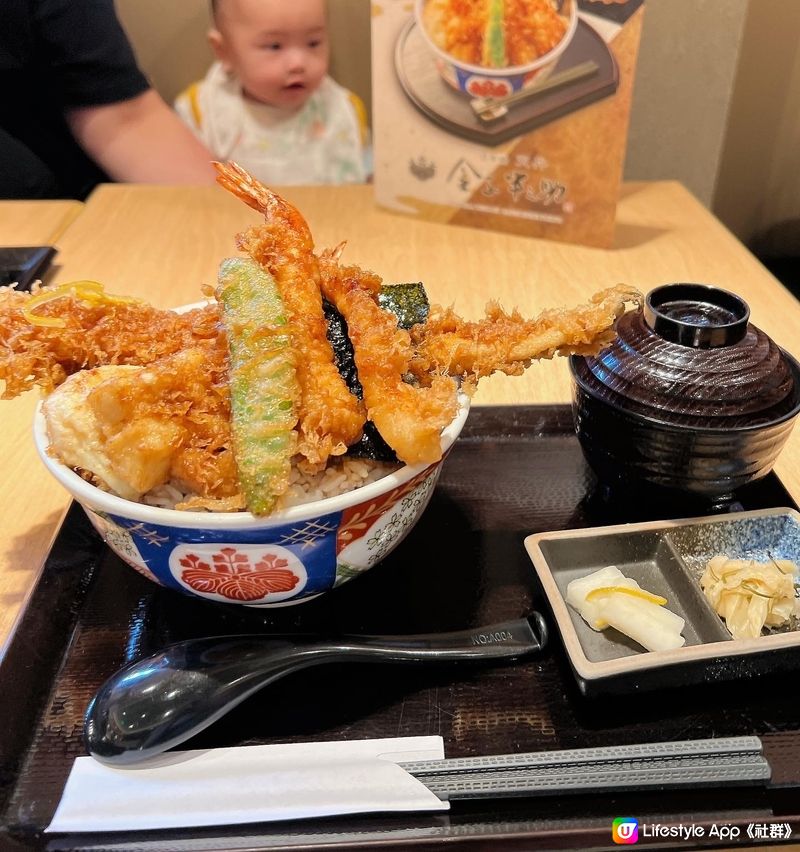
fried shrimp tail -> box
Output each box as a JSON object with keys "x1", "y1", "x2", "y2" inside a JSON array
[
  {"x1": 214, "y1": 162, "x2": 365, "y2": 467},
  {"x1": 410, "y1": 284, "x2": 642, "y2": 382}
]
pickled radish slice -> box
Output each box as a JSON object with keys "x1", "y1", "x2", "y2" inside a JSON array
[
  {"x1": 566, "y1": 566, "x2": 686, "y2": 652},
  {"x1": 592, "y1": 594, "x2": 686, "y2": 652}
]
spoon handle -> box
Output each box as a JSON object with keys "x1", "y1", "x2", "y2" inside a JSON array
[
  {"x1": 330, "y1": 612, "x2": 547, "y2": 659},
  {"x1": 85, "y1": 614, "x2": 547, "y2": 765}
]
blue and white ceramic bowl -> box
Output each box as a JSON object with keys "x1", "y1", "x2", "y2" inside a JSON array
[
  {"x1": 33, "y1": 395, "x2": 469, "y2": 607},
  {"x1": 415, "y1": 0, "x2": 577, "y2": 98}
]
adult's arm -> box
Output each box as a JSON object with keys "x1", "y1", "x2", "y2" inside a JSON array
[{"x1": 66, "y1": 89, "x2": 217, "y2": 185}]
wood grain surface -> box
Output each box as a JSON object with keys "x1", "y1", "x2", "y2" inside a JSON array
[
  {"x1": 0, "y1": 200, "x2": 82, "y2": 247},
  {"x1": 0, "y1": 199, "x2": 84, "y2": 656}
]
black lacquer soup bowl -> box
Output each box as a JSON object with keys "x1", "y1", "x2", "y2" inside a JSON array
[{"x1": 570, "y1": 283, "x2": 800, "y2": 503}]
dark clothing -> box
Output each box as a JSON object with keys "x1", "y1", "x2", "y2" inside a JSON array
[{"x1": 0, "y1": 0, "x2": 150, "y2": 200}]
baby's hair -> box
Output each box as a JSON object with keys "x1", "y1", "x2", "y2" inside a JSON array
[{"x1": 210, "y1": 0, "x2": 327, "y2": 24}]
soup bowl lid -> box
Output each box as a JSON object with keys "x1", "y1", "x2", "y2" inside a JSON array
[{"x1": 571, "y1": 283, "x2": 800, "y2": 429}]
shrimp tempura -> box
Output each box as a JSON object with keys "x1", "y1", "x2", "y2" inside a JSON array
[
  {"x1": 319, "y1": 248, "x2": 458, "y2": 464},
  {"x1": 214, "y1": 162, "x2": 365, "y2": 468}
]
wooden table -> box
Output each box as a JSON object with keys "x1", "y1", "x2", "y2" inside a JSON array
[
  {"x1": 0, "y1": 199, "x2": 84, "y2": 655},
  {"x1": 0, "y1": 199, "x2": 83, "y2": 248},
  {"x1": 3, "y1": 181, "x2": 800, "y2": 657}
]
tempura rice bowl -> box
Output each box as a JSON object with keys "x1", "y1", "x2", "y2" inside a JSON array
[
  {"x1": 33, "y1": 394, "x2": 470, "y2": 607},
  {"x1": 415, "y1": 0, "x2": 578, "y2": 98}
]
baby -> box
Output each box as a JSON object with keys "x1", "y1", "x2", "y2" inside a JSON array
[{"x1": 175, "y1": 0, "x2": 369, "y2": 185}]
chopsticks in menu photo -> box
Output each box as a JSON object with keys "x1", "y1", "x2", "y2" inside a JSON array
[
  {"x1": 399, "y1": 736, "x2": 770, "y2": 800},
  {"x1": 471, "y1": 60, "x2": 599, "y2": 123}
]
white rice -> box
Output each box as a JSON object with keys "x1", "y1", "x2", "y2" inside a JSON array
[
  {"x1": 142, "y1": 481, "x2": 188, "y2": 510},
  {"x1": 278, "y1": 456, "x2": 399, "y2": 508},
  {"x1": 141, "y1": 456, "x2": 400, "y2": 513}
]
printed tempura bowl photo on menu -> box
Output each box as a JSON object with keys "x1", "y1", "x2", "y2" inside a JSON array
[{"x1": 415, "y1": 0, "x2": 578, "y2": 98}]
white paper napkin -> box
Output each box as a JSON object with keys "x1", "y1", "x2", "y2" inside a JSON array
[{"x1": 47, "y1": 736, "x2": 448, "y2": 833}]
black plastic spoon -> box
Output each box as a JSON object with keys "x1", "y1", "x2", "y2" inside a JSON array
[{"x1": 84, "y1": 614, "x2": 547, "y2": 765}]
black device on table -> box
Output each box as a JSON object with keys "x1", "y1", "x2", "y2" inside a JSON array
[{"x1": 0, "y1": 246, "x2": 56, "y2": 290}]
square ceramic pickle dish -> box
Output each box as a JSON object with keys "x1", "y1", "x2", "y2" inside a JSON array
[{"x1": 525, "y1": 507, "x2": 800, "y2": 696}]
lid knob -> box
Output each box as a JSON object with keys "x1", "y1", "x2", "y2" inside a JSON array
[{"x1": 643, "y1": 283, "x2": 750, "y2": 348}]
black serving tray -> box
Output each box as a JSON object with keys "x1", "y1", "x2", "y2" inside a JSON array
[{"x1": 2, "y1": 405, "x2": 800, "y2": 851}]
